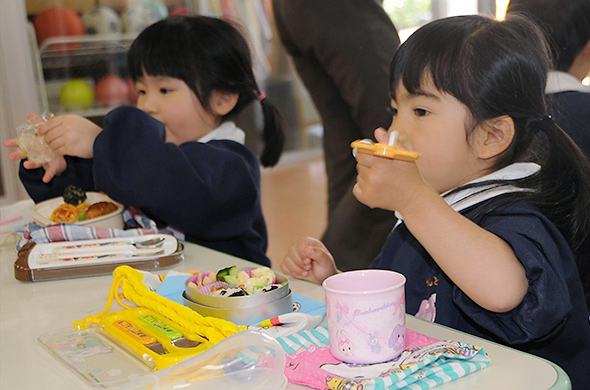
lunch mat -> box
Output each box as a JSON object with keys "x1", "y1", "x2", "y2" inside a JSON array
[
  {"x1": 277, "y1": 325, "x2": 491, "y2": 390},
  {"x1": 14, "y1": 207, "x2": 160, "y2": 251}
]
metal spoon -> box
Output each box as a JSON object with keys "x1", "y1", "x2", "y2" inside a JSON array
[
  {"x1": 52, "y1": 236, "x2": 167, "y2": 254},
  {"x1": 130, "y1": 237, "x2": 166, "y2": 249}
]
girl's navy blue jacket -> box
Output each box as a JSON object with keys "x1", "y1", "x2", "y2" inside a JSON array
[
  {"x1": 19, "y1": 106, "x2": 271, "y2": 267},
  {"x1": 371, "y1": 196, "x2": 590, "y2": 388}
]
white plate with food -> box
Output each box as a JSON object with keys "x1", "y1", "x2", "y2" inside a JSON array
[{"x1": 31, "y1": 188, "x2": 125, "y2": 229}]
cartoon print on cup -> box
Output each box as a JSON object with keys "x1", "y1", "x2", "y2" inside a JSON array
[
  {"x1": 388, "y1": 324, "x2": 405, "y2": 355},
  {"x1": 337, "y1": 330, "x2": 355, "y2": 356}
]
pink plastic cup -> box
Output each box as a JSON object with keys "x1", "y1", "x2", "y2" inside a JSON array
[{"x1": 323, "y1": 270, "x2": 406, "y2": 363}]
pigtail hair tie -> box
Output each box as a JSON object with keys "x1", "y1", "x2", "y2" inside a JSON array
[
  {"x1": 537, "y1": 114, "x2": 553, "y2": 131},
  {"x1": 257, "y1": 91, "x2": 267, "y2": 102},
  {"x1": 528, "y1": 114, "x2": 553, "y2": 132}
]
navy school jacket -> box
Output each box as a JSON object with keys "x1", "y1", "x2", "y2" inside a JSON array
[{"x1": 19, "y1": 106, "x2": 271, "y2": 266}]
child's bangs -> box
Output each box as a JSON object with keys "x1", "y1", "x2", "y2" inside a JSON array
[
  {"x1": 389, "y1": 16, "x2": 489, "y2": 107},
  {"x1": 128, "y1": 21, "x2": 196, "y2": 86}
]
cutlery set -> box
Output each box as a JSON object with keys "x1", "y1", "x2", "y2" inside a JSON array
[
  {"x1": 35, "y1": 237, "x2": 167, "y2": 265},
  {"x1": 15, "y1": 234, "x2": 183, "y2": 281}
]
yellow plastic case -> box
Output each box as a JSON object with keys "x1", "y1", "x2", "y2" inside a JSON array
[
  {"x1": 351, "y1": 139, "x2": 420, "y2": 161},
  {"x1": 95, "y1": 307, "x2": 212, "y2": 370}
]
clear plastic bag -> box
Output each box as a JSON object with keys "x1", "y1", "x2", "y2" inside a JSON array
[
  {"x1": 16, "y1": 112, "x2": 58, "y2": 164},
  {"x1": 117, "y1": 331, "x2": 287, "y2": 390}
]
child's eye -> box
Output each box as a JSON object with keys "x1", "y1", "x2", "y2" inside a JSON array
[
  {"x1": 414, "y1": 108, "x2": 429, "y2": 117},
  {"x1": 387, "y1": 107, "x2": 398, "y2": 116},
  {"x1": 160, "y1": 88, "x2": 171, "y2": 94},
  {"x1": 136, "y1": 89, "x2": 146, "y2": 95}
]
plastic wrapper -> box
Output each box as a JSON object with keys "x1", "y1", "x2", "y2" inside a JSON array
[
  {"x1": 116, "y1": 331, "x2": 287, "y2": 390},
  {"x1": 15, "y1": 112, "x2": 58, "y2": 164}
]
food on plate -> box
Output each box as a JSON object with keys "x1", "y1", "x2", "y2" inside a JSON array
[
  {"x1": 85, "y1": 201, "x2": 118, "y2": 220},
  {"x1": 50, "y1": 203, "x2": 79, "y2": 223},
  {"x1": 187, "y1": 266, "x2": 284, "y2": 296},
  {"x1": 49, "y1": 189, "x2": 118, "y2": 223},
  {"x1": 63, "y1": 185, "x2": 87, "y2": 206},
  {"x1": 76, "y1": 203, "x2": 91, "y2": 221}
]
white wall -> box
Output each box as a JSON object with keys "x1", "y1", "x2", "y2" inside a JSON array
[{"x1": 0, "y1": 0, "x2": 41, "y2": 205}]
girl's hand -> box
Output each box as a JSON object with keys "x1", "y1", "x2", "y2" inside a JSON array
[
  {"x1": 3, "y1": 137, "x2": 67, "y2": 183},
  {"x1": 37, "y1": 114, "x2": 102, "y2": 159},
  {"x1": 281, "y1": 237, "x2": 338, "y2": 284},
  {"x1": 3, "y1": 138, "x2": 27, "y2": 162},
  {"x1": 36, "y1": 157, "x2": 68, "y2": 183},
  {"x1": 353, "y1": 128, "x2": 431, "y2": 214}
]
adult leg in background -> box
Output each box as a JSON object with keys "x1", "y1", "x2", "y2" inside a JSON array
[{"x1": 273, "y1": 0, "x2": 400, "y2": 270}]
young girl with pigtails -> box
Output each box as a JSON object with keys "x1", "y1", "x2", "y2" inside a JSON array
[
  {"x1": 5, "y1": 16, "x2": 285, "y2": 266},
  {"x1": 281, "y1": 15, "x2": 590, "y2": 387}
]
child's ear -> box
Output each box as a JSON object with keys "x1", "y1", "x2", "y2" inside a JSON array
[
  {"x1": 476, "y1": 115, "x2": 515, "y2": 159},
  {"x1": 209, "y1": 91, "x2": 239, "y2": 116}
]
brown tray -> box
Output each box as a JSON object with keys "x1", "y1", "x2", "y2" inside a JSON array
[{"x1": 14, "y1": 234, "x2": 184, "y2": 282}]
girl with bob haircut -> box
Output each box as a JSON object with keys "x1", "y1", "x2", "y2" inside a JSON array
[
  {"x1": 5, "y1": 16, "x2": 285, "y2": 266},
  {"x1": 281, "y1": 15, "x2": 590, "y2": 387}
]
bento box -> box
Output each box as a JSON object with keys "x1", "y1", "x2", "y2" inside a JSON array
[{"x1": 183, "y1": 266, "x2": 293, "y2": 325}]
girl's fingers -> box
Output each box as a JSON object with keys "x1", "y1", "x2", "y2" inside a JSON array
[
  {"x1": 26, "y1": 113, "x2": 40, "y2": 122},
  {"x1": 37, "y1": 116, "x2": 63, "y2": 136},
  {"x1": 22, "y1": 160, "x2": 43, "y2": 170},
  {"x1": 47, "y1": 138, "x2": 66, "y2": 154},
  {"x1": 374, "y1": 127, "x2": 389, "y2": 143},
  {"x1": 4, "y1": 138, "x2": 18, "y2": 148},
  {"x1": 8, "y1": 150, "x2": 26, "y2": 161},
  {"x1": 281, "y1": 254, "x2": 309, "y2": 279},
  {"x1": 281, "y1": 238, "x2": 322, "y2": 279},
  {"x1": 354, "y1": 151, "x2": 376, "y2": 167}
]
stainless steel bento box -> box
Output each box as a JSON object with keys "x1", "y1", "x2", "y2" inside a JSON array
[{"x1": 182, "y1": 267, "x2": 293, "y2": 325}]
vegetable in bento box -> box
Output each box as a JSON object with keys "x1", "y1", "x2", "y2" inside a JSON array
[
  {"x1": 63, "y1": 185, "x2": 87, "y2": 206},
  {"x1": 216, "y1": 265, "x2": 239, "y2": 285}
]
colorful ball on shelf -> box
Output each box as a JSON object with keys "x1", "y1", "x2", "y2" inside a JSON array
[
  {"x1": 122, "y1": 0, "x2": 168, "y2": 34},
  {"x1": 127, "y1": 78, "x2": 138, "y2": 105},
  {"x1": 95, "y1": 75, "x2": 131, "y2": 107},
  {"x1": 141, "y1": 0, "x2": 169, "y2": 19},
  {"x1": 82, "y1": 6, "x2": 122, "y2": 35},
  {"x1": 59, "y1": 79, "x2": 94, "y2": 110},
  {"x1": 33, "y1": 6, "x2": 85, "y2": 49},
  {"x1": 169, "y1": 5, "x2": 189, "y2": 17}
]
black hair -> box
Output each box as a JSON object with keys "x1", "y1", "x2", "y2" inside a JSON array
[
  {"x1": 127, "y1": 16, "x2": 284, "y2": 167},
  {"x1": 390, "y1": 15, "x2": 590, "y2": 308},
  {"x1": 507, "y1": 0, "x2": 590, "y2": 72}
]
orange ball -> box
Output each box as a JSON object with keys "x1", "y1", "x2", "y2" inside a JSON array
[
  {"x1": 34, "y1": 6, "x2": 85, "y2": 49},
  {"x1": 127, "y1": 78, "x2": 138, "y2": 105},
  {"x1": 95, "y1": 75, "x2": 131, "y2": 107}
]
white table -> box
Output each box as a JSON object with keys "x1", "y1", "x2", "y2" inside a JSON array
[{"x1": 0, "y1": 240, "x2": 570, "y2": 389}]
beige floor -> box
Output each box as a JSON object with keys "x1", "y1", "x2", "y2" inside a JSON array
[{"x1": 261, "y1": 156, "x2": 328, "y2": 269}]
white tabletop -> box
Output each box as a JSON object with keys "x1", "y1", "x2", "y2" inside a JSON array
[{"x1": 0, "y1": 240, "x2": 569, "y2": 390}]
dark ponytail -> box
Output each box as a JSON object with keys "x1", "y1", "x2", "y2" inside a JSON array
[
  {"x1": 258, "y1": 97, "x2": 285, "y2": 167},
  {"x1": 128, "y1": 16, "x2": 285, "y2": 166},
  {"x1": 520, "y1": 120, "x2": 590, "y2": 305}
]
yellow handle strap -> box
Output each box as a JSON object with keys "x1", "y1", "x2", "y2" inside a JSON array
[{"x1": 73, "y1": 266, "x2": 245, "y2": 343}]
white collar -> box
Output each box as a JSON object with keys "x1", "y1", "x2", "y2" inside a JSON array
[
  {"x1": 546, "y1": 70, "x2": 590, "y2": 94},
  {"x1": 394, "y1": 162, "x2": 540, "y2": 221},
  {"x1": 198, "y1": 121, "x2": 245, "y2": 144}
]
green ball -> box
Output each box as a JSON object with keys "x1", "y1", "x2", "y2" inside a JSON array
[{"x1": 59, "y1": 79, "x2": 94, "y2": 110}]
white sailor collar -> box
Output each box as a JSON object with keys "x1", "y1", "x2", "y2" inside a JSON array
[
  {"x1": 546, "y1": 70, "x2": 590, "y2": 94},
  {"x1": 394, "y1": 162, "x2": 540, "y2": 222},
  {"x1": 198, "y1": 121, "x2": 246, "y2": 144}
]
